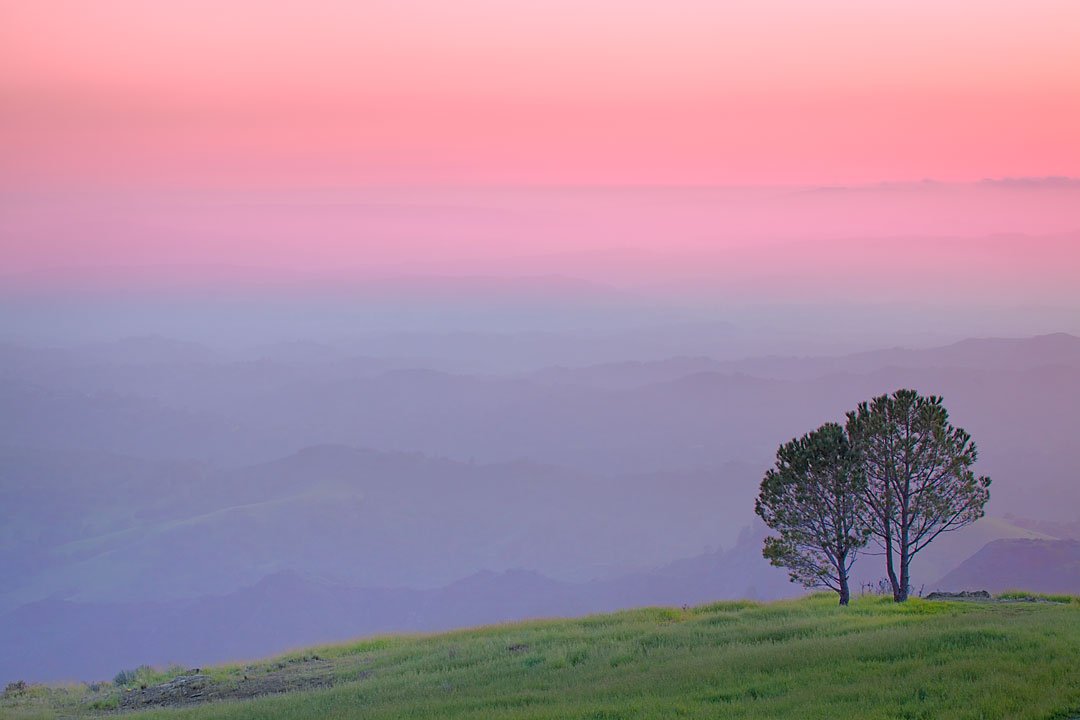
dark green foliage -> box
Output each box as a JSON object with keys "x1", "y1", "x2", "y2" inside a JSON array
[
  {"x1": 847, "y1": 389, "x2": 991, "y2": 602},
  {"x1": 112, "y1": 669, "x2": 134, "y2": 687},
  {"x1": 755, "y1": 423, "x2": 870, "y2": 605}
]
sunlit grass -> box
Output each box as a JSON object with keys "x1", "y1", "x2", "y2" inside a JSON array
[{"x1": 4, "y1": 593, "x2": 1080, "y2": 719}]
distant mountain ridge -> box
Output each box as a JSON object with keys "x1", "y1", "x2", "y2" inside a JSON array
[
  {"x1": 0, "y1": 524, "x2": 798, "y2": 684},
  {"x1": 0, "y1": 444, "x2": 761, "y2": 611},
  {"x1": 527, "y1": 333, "x2": 1080, "y2": 385}
]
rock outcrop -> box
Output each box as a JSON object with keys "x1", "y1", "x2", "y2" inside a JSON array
[{"x1": 924, "y1": 590, "x2": 991, "y2": 601}]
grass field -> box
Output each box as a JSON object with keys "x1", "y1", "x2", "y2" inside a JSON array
[{"x1": 3, "y1": 594, "x2": 1080, "y2": 719}]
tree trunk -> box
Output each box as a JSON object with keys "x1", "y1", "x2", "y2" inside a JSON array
[
  {"x1": 897, "y1": 549, "x2": 910, "y2": 602},
  {"x1": 896, "y1": 408, "x2": 912, "y2": 603},
  {"x1": 897, "y1": 511, "x2": 910, "y2": 602},
  {"x1": 881, "y1": 489, "x2": 901, "y2": 601},
  {"x1": 887, "y1": 553, "x2": 901, "y2": 601},
  {"x1": 884, "y1": 520, "x2": 901, "y2": 601}
]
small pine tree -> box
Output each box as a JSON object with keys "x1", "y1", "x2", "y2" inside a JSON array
[{"x1": 755, "y1": 422, "x2": 870, "y2": 605}]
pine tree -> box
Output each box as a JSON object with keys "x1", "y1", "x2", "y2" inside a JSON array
[
  {"x1": 755, "y1": 423, "x2": 870, "y2": 605},
  {"x1": 846, "y1": 389, "x2": 991, "y2": 602}
]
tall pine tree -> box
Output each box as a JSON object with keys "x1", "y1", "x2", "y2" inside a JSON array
[{"x1": 846, "y1": 389, "x2": 991, "y2": 602}]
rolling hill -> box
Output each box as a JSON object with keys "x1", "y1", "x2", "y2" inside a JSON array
[
  {"x1": 933, "y1": 539, "x2": 1080, "y2": 595},
  {"x1": 4, "y1": 594, "x2": 1079, "y2": 719}
]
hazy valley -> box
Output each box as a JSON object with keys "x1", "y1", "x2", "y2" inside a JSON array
[{"x1": 3, "y1": 329, "x2": 1078, "y2": 684}]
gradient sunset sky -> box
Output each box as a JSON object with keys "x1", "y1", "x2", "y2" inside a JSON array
[
  {"x1": 4, "y1": 0, "x2": 1079, "y2": 187},
  {"x1": 1, "y1": 0, "x2": 1079, "y2": 301}
]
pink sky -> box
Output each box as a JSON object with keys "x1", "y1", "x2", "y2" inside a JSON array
[
  {"x1": 1, "y1": 1, "x2": 1079, "y2": 307},
  {"x1": 2, "y1": 0, "x2": 1079, "y2": 187}
]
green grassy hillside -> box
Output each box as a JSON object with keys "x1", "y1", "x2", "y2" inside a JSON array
[{"x1": 4, "y1": 594, "x2": 1080, "y2": 719}]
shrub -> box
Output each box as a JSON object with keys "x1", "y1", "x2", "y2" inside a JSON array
[
  {"x1": 113, "y1": 669, "x2": 136, "y2": 687},
  {"x1": 2, "y1": 680, "x2": 27, "y2": 698},
  {"x1": 113, "y1": 664, "x2": 155, "y2": 688}
]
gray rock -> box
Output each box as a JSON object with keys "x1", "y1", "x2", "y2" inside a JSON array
[
  {"x1": 925, "y1": 590, "x2": 991, "y2": 601},
  {"x1": 119, "y1": 673, "x2": 209, "y2": 709}
]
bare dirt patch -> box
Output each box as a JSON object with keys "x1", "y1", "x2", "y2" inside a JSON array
[
  {"x1": 117, "y1": 658, "x2": 366, "y2": 711},
  {"x1": 925, "y1": 590, "x2": 1063, "y2": 604}
]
